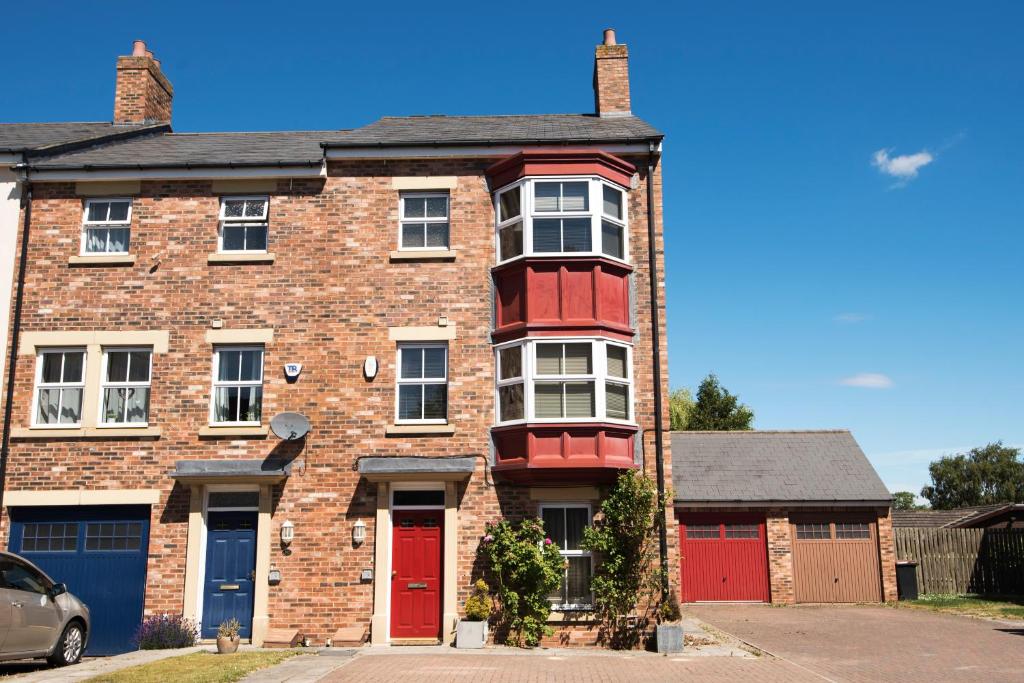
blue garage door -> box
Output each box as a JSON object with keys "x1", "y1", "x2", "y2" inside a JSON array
[{"x1": 9, "y1": 505, "x2": 150, "y2": 655}]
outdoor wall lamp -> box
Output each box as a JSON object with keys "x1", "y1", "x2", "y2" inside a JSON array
[
  {"x1": 353, "y1": 519, "x2": 366, "y2": 546},
  {"x1": 280, "y1": 520, "x2": 295, "y2": 546}
]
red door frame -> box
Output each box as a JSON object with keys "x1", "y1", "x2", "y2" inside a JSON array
[
  {"x1": 390, "y1": 509, "x2": 444, "y2": 639},
  {"x1": 678, "y1": 512, "x2": 770, "y2": 603}
]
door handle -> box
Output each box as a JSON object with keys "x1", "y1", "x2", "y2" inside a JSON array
[{"x1": 392, "y1": 571, "x2": 397, "y2": 579}]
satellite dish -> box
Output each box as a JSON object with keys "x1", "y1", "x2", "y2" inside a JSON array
[{"x1": 270, "y1": 412, "x2": 310, "y2": 441}]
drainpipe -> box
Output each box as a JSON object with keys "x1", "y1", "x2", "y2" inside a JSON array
[
  {"x1": 645, "y1": 141, "x2": 669, "y2": 600},
  {"x1": 0, "y1": 164, "x2": 32, "y2": 512}
]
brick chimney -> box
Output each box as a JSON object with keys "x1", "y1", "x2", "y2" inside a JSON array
[
  {"x1": 113, "y1": 40, "x2": 173, "y2": 125},
  {"x1": 593, "y1": 29, "x2": 631, "y2": 117}
]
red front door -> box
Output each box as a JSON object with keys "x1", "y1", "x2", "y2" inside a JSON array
[{"x1": 390, "y1": 510, "x2": 443, "y2": 639}]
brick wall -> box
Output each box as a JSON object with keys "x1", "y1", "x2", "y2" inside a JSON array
[
  {"x1": 594, "y1": 44, "x2": 631, "y2": 116},
  {"x1": 766, "y1": 510, "x2": 796, "y2": 604},
  {"x1": 114, "y1": 56, "x2": 173, "y2": 124},
  {"x1": 2, "y1": 153, "x2": 672, "y2": 644},
  {"x1": 877, "y1": 508, "x2": 898, "y2": 602}
]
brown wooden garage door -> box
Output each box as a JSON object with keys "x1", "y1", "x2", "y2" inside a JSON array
[{"x1": 791, "y1": 515, "x2": 882, "y2": 603}]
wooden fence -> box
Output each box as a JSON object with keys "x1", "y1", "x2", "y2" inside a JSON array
[{"x1": 895, "y1": 528, "x2": 1024, "y2": 595}]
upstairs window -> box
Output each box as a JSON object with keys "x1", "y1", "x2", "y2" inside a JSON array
[
  {"x1": 493, "y1": 339, "x2": 632, "y2": 425},
  {"x1": 82, "y1": 199, "x2": 131, "y2": 254},
  {"x1": 399, "y1": 193, "x2": 449, "y2": 250},
  {"x1": 494, "y1": 178, "x2": 628, "y2": 263},
  {"x1": 33, "y1": 349, "x2": 86, "y2": 427},
  {"x1": 219, "y1": 196, "x2": 268, "y2": 253},
  {"x1": 99, "y1": 348, "x2": 152, "y2": 426},
  {"x1": 211, "y1": 346, "x2": 264, "y2": 425},
  {"x1": 396, "y1": 343, "x2": 448, "y2": 424}
]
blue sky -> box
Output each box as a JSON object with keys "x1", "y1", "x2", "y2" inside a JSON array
[{"x1": 2, "y1": 2, "x2": 1021, "y2": 498}]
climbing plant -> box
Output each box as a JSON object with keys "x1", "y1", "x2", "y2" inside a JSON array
[
  {"x1": 479, "y1": 518, "x2": 564, "y2": 647},
  {"x1": 580, "y1": 470, "x2": 661, "y2": 648}
]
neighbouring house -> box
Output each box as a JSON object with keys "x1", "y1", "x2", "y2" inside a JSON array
[
  {"x1": 893, "y1": 503, "x2": 1024, "y2": 529},
  {"x1": 672, "y1": 430, "x2": 897, "y2": 604},
  {"x1": 0, "y1": 31, "x2": 674, "y2": 654}
]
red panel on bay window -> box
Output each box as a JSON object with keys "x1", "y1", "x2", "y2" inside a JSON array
[
  {"x1": 491, "y1": 422, "x2": 638, "y2": 484},
  {"x1": 563, "y1": 267, "x2": 596, "y2": 322},
  {"x1": 485, "y1": 150, "x2": 637, "y2": 190}
]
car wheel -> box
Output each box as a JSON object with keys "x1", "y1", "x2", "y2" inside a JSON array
[{"x1": 48, "y1": 622, "x2": 85, "y2": 667}]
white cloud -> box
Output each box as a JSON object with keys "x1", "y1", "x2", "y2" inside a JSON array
[
  {"x1": 839, "y1": 373, "x2": 894, "y2": 389},
  {"x1": 834, "y1": 312, "x2": 870, "y2": 324},
  {"x1": 872, "y1": 148, "x2": 934, "y2": 185}
]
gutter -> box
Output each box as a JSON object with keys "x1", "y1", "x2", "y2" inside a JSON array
[
  {"x1": 645, "y1": 141, "x2": 669, "y2": 600},
  {"x1": 0, "y1": 161, "x2": 31, "y2": 511},
  {"x1": 320, "y1": 135, "x2": 664, "y2": 149}
]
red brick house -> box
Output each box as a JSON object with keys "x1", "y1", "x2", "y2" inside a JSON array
[{"x1": 0, "y1": 32, "x2": 674, "y2": 653}]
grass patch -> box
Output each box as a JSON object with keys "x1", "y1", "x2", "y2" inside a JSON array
[
  {"x1": 85, "y1": 650, "x2": 300, "y2": 683},
  {"x1": 901, "y1": 594, "x2": 1024, "y2": 621}
]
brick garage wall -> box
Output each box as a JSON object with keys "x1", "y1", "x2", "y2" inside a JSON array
[
  {"x1": 1, "y1": 154, "x2": 672, "y2": 644},
  {"x1": 876, "y1": 508, "x2": 898, "y2": 602},
  {"x1": 766, "y1": 510, "x2": 796, "y2": 604}
]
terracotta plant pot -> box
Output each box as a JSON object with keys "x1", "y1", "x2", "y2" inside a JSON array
[{"x1": 216, "y1": 635, "x2": 240, "y2": 654}]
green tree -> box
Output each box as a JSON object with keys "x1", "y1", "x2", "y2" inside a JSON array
[
  {"x1": 686, "y1": 374, "x2": 754, "y2": 431},
  {"x1": 920, "y1": 442, "x2": 1024, "y2": 510},
  {"x1": 669, "y1": 388, "x2": 694, "y2": 430},
  {"x1": 892, "y1": 491, "x2": 925, "y2": 511}
]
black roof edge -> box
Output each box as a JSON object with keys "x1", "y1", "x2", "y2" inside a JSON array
[
  {"x1": 320, "y1": 134, "x2": 664, "y2": 149},
  {"x1": 13, "y1": 124, "x2": 171, "y2": 159},
  {"x1": 28, "y1": 159, "x2": 322, "y2": 172}
]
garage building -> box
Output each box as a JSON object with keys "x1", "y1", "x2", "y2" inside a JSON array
[{"x1": 672, "y1": 430, "x2": 897, "y2": 604}]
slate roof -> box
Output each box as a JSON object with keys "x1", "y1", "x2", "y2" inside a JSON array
[
  {"x1": 324, "y1": 114, "x2": 663, "y2": 147},
  {"x1": 671, "y1": 430, "x2": 892, "y2": 504},
  {"x1": 28, "y1": 130, "x2": 350, "y2": 170},
  {"x1": 892, "y1": 504, "x2": 1019, "y2": 528},
  {"x1": 0, "y1": 122, "x2": 164, "y2": 153}
]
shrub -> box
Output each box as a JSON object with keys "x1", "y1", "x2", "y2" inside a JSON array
[
  {"x1": 464, "y1": 579, "x2": 492, "y2": 621},
  {"x1": 134, "y1": 614, "x2": 199, "y2": 650},
  {"x1": 580, "y1": 470, "x2": 661, "y2": 648},
  {"x1": 658, "y1": 590, "x2": 682, "y2": 623},
  {"x1": 479, "y1": 518, "x2": 564, "y2": 647},
  {"x1": 217, "y1": 618, "x2": 242, "y2": 639}
]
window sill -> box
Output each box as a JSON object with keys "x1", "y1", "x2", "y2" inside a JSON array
[
  {"x1": 389, "y1": 249, "x2": 457, "y2": 262},
  {"x1": 11, "y1": 426, "x2": 161, "y2": 439},
  {"x1": 207, "y1": 253, "x2": 276, "y2": 264},
  {"x1": 198, "y1": 425, "x2": 270, "y2": 438},
  {"x1": 385, "y1": 424, "x2": 456, "y2": 436},
  {"x1": 547, "y1": 610, "x2": 597, "y2": 624},
  {"x1": 68, "y1": 254, "x2": 137, "y2": 267}
]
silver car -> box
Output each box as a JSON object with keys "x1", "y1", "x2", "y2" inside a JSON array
[{"x1": 0, "y1": 551, "x2": 90, "y2": 666}]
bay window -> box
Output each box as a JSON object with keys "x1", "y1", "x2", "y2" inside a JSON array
[
  {"x1": 494, "y1": 178, "x2": 628, "y2": 263},
  {"x1": 541, "y1": 504, "x2": 593, "y2": 609},
  {"x1": 493, "y1": 339, "x2": 632, "y2": 425}
]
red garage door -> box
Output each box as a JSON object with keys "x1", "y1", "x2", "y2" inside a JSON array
[{"x1": 679, "y1": 513, "x2": 770, "y2": 602}]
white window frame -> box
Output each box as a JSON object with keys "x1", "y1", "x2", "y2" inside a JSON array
[
  {"x1": 209, "y1": 345, "x2": 265, "y2": 427},
  {"x1": 97, "y1": 347, "x2": 153, "y2": 428},
  {"x1": 394, "y1": 342, "x2": 448, "y2": 425},
  {"x1": 493, "y1": 338, "x2": 633, "y2": 426},
  {"x1": 493, "y1": 177, "x2": 629, "y2": 265},
  {"x1": 539, "y1": 502, "x2": 594, "y2": 611},
  {"x1": 31, "y1": 347, "x2": 87, "y2": 429},
  {"x1": 398, "y1": 192, "x2": 450, "y2": 251},
  {"x1": 495, "y1": 344, "x2": 525, "y2": 423},
  {"x1": 218, "y1": 195, "x2": 269, "y2": 254},
  {"x1": 81, "y1": 198, "x2": 132, "y2": 256}
]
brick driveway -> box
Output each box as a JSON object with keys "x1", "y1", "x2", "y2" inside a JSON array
[
  {"x1": 689, "y1": 604, "x2": 1024, "y2": 683},
  {"x1": 320, "y1": 649, "x2": 818, "y2": 682}
]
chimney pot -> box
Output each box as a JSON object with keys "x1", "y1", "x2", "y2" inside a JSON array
[
  {"x1": 115, "y1": 40, "x2": 173, "y2": 124},
  {"x1": 132, "y1": 40, "x2": 147, "y2": 57},
  {"x1": 145, "y1": 50, "x2": 154, "y2": 59},
  {"x1": 603, "y1": 28, "x2": 616, "y2": 46}
]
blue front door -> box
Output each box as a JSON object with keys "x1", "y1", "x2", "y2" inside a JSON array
[
  {"x1": 8, "y1": 505, "x2": 150, "y2": 656},
  {"x1": 202, "y1": 511, "x2": 257, "y2": 639}
]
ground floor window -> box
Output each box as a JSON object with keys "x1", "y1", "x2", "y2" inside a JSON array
[{"x1": 540, "y1": 504, "x2": 593, "y2": 609}]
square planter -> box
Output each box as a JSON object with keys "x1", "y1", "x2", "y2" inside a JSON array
[
  {"x1": 456, "y1": 620, "x2": 488, "y2": 649},
  {"x1": 656, "y1": 624, "x2": 683, "y2": 654}
]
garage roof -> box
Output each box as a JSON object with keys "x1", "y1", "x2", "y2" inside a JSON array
[{"x1": 672, "y1": 430, "x2": 891, "y2": 505}]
